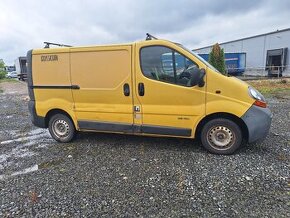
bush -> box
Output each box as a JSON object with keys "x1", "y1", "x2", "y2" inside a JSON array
[
  {"x1": 208, "y1": 43, "x2": 226, "y2": 75},
  {"x1": 0, "y1": 59, "x2": 7, "y2": 79},
  {"x1": 0, "y1": 71, "x2": 7, "y2": 79}
]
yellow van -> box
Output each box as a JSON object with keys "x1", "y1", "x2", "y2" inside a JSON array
[{"x1": 27, "y1": 35, "x2": 272, "y2": 154}]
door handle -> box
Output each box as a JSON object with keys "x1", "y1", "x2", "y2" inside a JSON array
[
  {"x1": 138, "y1": 83, "x2": 145, "y2": 96},
  {"x1": 123, "y1": 83, "x2": 130, "y2": 96}
]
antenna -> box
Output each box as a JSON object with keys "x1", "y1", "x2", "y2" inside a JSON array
[
  {"x1": 44, "y1": 42, "x2": 72, "y2": 48},
  {"x1": 146, "y1": 33, "x2": 158, "y2": 40}
]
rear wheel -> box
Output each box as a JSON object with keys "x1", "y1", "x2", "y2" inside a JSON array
[
  {"x1": 201, "y1": 118, "x2": 242, "y2": 154},
  {"x1": 48, "y1": 114, "x2": 76, "y2": 142}
]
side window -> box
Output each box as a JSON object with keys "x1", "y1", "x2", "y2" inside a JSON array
[{"x1": 140, "y1": 46, "x2": 199, "y2": 87}]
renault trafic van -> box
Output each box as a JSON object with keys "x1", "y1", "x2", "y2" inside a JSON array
[{"x1": 27, "y1": 35, "x2": 272, "y2": 154}]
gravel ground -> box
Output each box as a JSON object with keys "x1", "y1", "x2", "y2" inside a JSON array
[{"x1": 0, "y1": 81, "x2": 289, "y2": 217}]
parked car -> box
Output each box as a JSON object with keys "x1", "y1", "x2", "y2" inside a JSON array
[{"x1": 6, "y1": 71, "x2": 18, "y2": 78}]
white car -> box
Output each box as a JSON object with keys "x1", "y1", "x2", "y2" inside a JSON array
[{"x1": 7, "y1": 71, "x2": 18, "y2": 78}]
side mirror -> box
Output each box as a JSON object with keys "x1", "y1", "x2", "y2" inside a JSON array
[{"x1": 188, "y1": 68, "x2": 206, "y2": 87}]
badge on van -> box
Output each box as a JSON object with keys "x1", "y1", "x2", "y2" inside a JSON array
[{"x1": 41, "y1": 55, "x2": 58, "y2": 62}]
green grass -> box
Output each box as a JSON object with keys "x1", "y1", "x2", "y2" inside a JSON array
[
  {"x1": 0, "y1": 78, "x2": 19, "y2": 83},
  {"x1": 258, "y1": 87, "x2": 290, "y2": 95},
  {"x1": 248, "y1": 79, "x2": 290, "y2": 98}
]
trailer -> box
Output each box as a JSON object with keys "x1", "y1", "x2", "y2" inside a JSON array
[
  {"x1": 198, "y1": 53, "x2": 246, "y2": 75},
  {"x1": 15, "y1": 57, "x2": 27, "y2": 81},
  {"x1": 5, "y1": 66, "x2": 16, "y2": 72}
]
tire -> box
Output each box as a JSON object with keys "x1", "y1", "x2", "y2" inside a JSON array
[
  {"x1": 200, "y1": 118, "x2": 242, "y2": 155},
  {"x1": 48, "y1": 114, "x2": 76, "y2": 142}
]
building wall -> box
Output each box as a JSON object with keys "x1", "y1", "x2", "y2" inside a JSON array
[{"x1": 194, "y1": 29, "x2": 290, "y2": 75}]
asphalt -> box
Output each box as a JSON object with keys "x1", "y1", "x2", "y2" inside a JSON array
[{"x1": 0, "y1": 81, "x2": 289, "y2": 217}]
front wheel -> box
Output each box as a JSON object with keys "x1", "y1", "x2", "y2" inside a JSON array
[
  {"x1": 201, "y1": 118, "x2": 242, "y2": 154},
  {"x1": 48, "y1": 114, "x2": 76, "y2": 142}
]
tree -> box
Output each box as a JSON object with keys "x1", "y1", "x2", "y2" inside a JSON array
[
  {"x1": 0, "y1": 59, "x2": 7, "y2": 79},
  {"x1": 208, "y1": 43, "x2": 226, "y2": 75}
]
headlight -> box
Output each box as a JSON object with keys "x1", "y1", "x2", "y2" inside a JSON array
[
  {"x1": 248, "y1": 86, "x2": 267, "y2": 108},
  {"x1": 248, "y1": 86, "x2": 265, "y2": 102}
]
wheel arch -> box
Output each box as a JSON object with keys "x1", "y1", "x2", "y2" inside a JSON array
[
  {"x1": 45, "y1": 109, "x2": 76, "y2": 129},
  {"x1": 195, "y1": 112, "x2": 249, "y2": 141}
]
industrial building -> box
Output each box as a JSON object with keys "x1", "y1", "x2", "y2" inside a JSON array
[{"x1": 194, "y1": 28, "x2": 290, "y2": 77}]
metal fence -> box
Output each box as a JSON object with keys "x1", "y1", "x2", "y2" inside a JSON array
[{"x1": 227, "y1": 65, "x2": 290, "y2": 80}]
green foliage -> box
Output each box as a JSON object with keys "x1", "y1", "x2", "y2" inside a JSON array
[
  {"x1": 0, "y1": 60, "x2": 7, "y2": 79},
  {"x1": 208, "y1": 43, "x2": 226, "y2": 75},
  {"x1": 0, "y1": 72, "x2": 6, "y2": 79}
]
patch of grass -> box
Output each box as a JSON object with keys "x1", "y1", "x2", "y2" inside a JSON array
[
  {"x1": 248, "y1": 79, "x2": 290, "y2": 97},
  {"x1": 0, "y1": 88, "x2": 3, "y2": 93},
  {"x1": 0, "y1": 78, "x2": 19, "y2": 83}
]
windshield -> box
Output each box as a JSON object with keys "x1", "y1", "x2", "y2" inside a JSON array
[{"x1": 176, "y1": 44, "x2": 221, "y2": 73}]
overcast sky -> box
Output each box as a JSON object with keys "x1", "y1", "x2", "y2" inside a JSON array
[{"x1": 1, "y1": 0, "x2": 290, "y2": 65}]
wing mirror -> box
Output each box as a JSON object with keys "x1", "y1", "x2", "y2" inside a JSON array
[{"x1": 189, "y1": 68, "x2": 206, "y2": 87}]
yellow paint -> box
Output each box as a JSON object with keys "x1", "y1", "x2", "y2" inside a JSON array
[
  {"x1": 31, "y1": 39, "x2": 254, "y2": 138},
  {"x1": 70, "y1": 46, "x2": 133, "y2": 125}
]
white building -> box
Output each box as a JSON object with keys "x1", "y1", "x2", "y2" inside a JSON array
[{"x1": 194, "y1": 28, "x2": 290, "y2": 76}]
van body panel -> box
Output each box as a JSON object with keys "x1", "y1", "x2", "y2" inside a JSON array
[
  {"x1": 31, "y1": 50, "x2": 75, "y2": 126},
  {"x1": 34, "y1": 90, "x2": 77, "y2": 125},
  {"x1": 32, "y1": 52, "x2": 70, "y2": 85},
  {"x1": 70, "y1": 46, "x2": 134, "y2": 126},
  {"x1": 206, "y1": 71, "x2": 254, "y2": 117}
]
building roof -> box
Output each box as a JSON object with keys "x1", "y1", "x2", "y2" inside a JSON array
[{"x1": 194, "y1": 27, "x2": 290, "y2": 51}]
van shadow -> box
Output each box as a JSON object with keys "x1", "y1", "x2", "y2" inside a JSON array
[
  {"x1": 74, "y1": 131, "x2": 206, "y2": 154},
  {"x1": 70, "y1": 132, "x2": 259, "y2": 156}
]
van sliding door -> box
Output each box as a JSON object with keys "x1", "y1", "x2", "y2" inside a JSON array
[{"x1": 70, "y1": 46, "x2": 134, "y2": 133}]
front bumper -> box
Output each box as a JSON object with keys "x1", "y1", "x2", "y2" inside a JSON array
[{"x1": 241, "y1": 105, "x2": 272, "y2": 143}]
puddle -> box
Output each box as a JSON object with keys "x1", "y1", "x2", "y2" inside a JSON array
[
  {"x1": 11, "y1": 164, "x2": 38, "y2": 176},
  {"x1": 15, "y1": 150, "x2": 35, "y2": 158},
  {"x1": 0, "y1": 158, "x2": 65, "y2": 180},
  {"x1": 37, "y1": 143, "x2": 50, "y2": 149},
  {"x1": 0, "y1": 129, "x2": 50, "y2": 145},
  {"x1": 0, "y1": 128, "x2": 59, "y2": 180},
  {"x1": 0, "y1": 129, "x2": 52, "y2": 168},
  {"x1": 6, "y1": 130, "x2": 21, "y2": 138},
  {"x1": 0, "y1": 148, "x2": 36, "y2": 164},
  {"x1": 0, "y1": 164, "x2": 38, "y2": 180}
]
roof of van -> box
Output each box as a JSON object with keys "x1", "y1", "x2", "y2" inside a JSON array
[{"x1": 32, "y1": 39, "x2": 175, "y2": 54}]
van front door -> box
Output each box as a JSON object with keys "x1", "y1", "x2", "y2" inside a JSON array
[
  {"x1": 70, "y1": 45, "x2": 134, "y2": 133},
  {"x1": 134, "y1": 43, "x2": 206, "y2": 137}
]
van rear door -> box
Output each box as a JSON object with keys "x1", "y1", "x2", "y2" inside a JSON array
[{"x1": 70, "y1": 45, "x2": 134, "y2": 133}]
